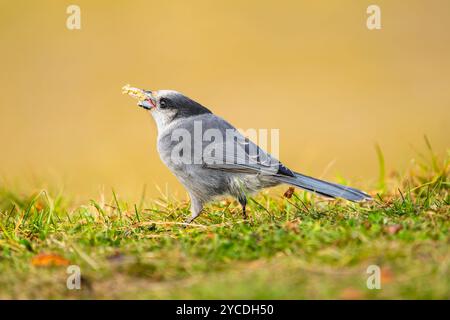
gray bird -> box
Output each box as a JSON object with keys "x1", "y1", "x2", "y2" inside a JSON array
[{"x1": 123, "y1": 86, "x2": 371, "y2": 223}]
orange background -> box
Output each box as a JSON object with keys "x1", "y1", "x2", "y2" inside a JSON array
[{"x1": 0, "y1": 1, "x2": 449, "y2": 199}]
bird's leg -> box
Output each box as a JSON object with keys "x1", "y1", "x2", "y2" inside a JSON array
[
  {"x1": 238, "y1": 195, "x2": 247, "y2": 220},
  {"x1": 184, "y1": 194, "x2": 203, "y2": 226}
]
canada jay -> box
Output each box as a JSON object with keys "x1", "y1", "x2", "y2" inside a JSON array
[{"x1": 123, "y1": 86, "x2": 371, "y2": 223}]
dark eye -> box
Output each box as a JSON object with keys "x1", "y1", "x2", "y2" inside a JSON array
[{"x1": 160, "y1": 98, "x2": 168, "y2": 108}]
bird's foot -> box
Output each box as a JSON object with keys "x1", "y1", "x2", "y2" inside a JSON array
[{"x1": 182, "y1": 216, "x2": 197, "y2": 228}]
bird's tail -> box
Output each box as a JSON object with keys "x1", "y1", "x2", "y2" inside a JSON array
[{"x1": 275, "y1": 172, "x2": 371, "y2": 202}]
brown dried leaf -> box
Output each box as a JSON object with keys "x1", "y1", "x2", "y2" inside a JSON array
[
  {"x1": 384, "y1": 224, "x2": 403, "y2": 235},
  {"x1": 283, "y1": 187, "x2": 295, "y2": 199},
  {"x1": 31, "y1": 253, "x2": 70, "y2": 267},
  {"x1": 381, "y1": 267, "x2": 394, "y2": 284},
  {"x1": 284, "y1": 219, "x2": 301, "y2": 234},
  {"x1": 363, "y1": 221, "x2": 372, "y2": 230}
]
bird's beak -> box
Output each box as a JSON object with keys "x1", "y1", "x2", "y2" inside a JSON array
[
  {"x1": 122, "y1": 85, "x2": 156, "y2": 110},
  {"x1": 137, "y1": 90, "x2": 157, "y2": 110}
]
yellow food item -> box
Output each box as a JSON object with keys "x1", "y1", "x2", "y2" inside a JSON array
[{"x1": 122, "y1": 84, "x2": 147, "y2": 101}]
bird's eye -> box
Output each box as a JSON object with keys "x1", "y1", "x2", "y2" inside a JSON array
[{"x1": 160, "y1": 98, "x2": 168, "y2": 108}]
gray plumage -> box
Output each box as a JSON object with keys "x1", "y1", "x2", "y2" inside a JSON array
[{"x1": 131, "y1": 89, "x2": 371, "y2": 223}]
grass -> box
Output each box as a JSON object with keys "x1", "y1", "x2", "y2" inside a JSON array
[{"x1": 0, "y1": 143, "x2": 448, "y2": 299}]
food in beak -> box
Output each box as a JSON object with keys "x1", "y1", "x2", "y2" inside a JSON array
[
  {"x1": 122, "y1": 84, "x2": 155, "y2": 110},
  {"x1": 122, "y1": 84, "x2": 148, "y2": 100}
]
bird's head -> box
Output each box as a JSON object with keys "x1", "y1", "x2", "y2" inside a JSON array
[{"x1": 123, "y1": 85, "x2": 211, "y2": 130}]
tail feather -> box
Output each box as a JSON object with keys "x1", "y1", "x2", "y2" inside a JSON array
[{"x1": 275, "y1": 172, "x2": 371, "y2": 202}]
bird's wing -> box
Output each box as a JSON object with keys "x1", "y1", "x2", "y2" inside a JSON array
[
  {"x1": 162, "y1": 113, "x2": 294, "y2": 177},
  {"x1": 200, "y1": 123, "x2": 294, "y2": 178}
]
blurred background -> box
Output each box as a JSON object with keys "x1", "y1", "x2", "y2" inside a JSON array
[{"x1": 0, "y1": 0, "x2": 449, "y2": 200}]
